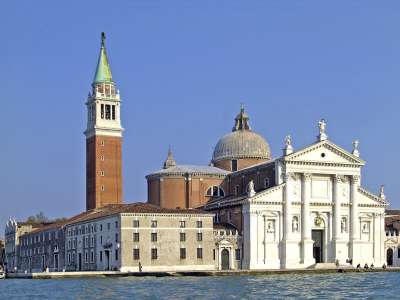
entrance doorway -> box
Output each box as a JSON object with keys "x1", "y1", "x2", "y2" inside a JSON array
[
  {"x1": 41, "y1": 255, "x2": 46, "y2": 271},
  {"x1": 105, "y1": 250, "x2": 110, "y2": 271},
  {"x1": 387, "y1": 248, "x2": 393, "y2": 266},
  {"x1": 78, "y1": 253, "x2": 82, "y2": 271},
  {"x1": 312, "y1": 230, "x2": 323, "y2": 263},
  {"x1": 221, "y1": 249, "x2": 230, "y2": 270},
  {"x1": 54, "y1": 254, "x2": 59, "y2": 271}
]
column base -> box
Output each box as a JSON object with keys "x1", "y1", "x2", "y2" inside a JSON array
[
  {"x1": 281, "y1": 239, "x2": 301, "y2": 269},
  {"x1": 333, "y1": 239, "x2": 348, "y2": 264},
  {"x1": 302, "y1": 239, "x2": 315, "y2": 266},
  {"x1": 350, "y1": 239, "x2": 362, "y2": 266}
]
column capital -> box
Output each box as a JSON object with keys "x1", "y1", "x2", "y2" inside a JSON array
[
  {"x1": 303, "y1": 173, "x2": 312, "y2": 181},
  {"x1": 333, "y1": 174, "x2": 345, "y2": 183},
  {"x1": 284, "y1": 172, "x2": 298, "y2": 182},
  {"x1": 351, "y1": 175, "x2": 360, "y2": 184}
]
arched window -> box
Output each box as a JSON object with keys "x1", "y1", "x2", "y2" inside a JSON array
[{"x1": 206, "y1": 186, "x2": 225, "y2": 197}]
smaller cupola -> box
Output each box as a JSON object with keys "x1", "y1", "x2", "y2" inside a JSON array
[{"x1": 163, "y1": 147, "x2": 177, "y2": 169}]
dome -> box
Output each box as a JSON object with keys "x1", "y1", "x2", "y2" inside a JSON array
[
  {"x1": 212, "y1": 106, "x2": 271, "y2": 162},
  {"x1": 212, "y1": 130, "x2": 271, "y2": 162}
]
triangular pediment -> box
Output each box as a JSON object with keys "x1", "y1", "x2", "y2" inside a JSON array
[{"x1": 284, "y1": 140, "x2": 365, "y2": 165}]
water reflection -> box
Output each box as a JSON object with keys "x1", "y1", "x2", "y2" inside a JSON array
[{"x1": 1, "y1": 272, "x2": 399, "y2": 299}]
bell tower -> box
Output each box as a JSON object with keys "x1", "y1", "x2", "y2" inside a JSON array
[{"x1": 84, "y1": 32, "x2": 123, "y2": 210}]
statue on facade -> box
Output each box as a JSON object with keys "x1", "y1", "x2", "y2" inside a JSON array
[
  {"x1": 352, "y1": 140, "x2": 360, "y2": 157},
  {"x1": 292, "y1": 216, "x2": 299, "y2": 232},
  {"x1": 247, "y1": 180, "x2": 255, "y2": 197},
  {"x1": 285, "y1": 135, "x2": 292, "y2": 146},
  {"x1": 341, "y1": 217, "x2": 347, "y2": 233},
  {"x1": 318, "y1": 119, "x2": 328, "y2": 141},
  {"x1": 379, "y1": 185, "x2": 386, "y2": 200},
  {"x1": 283, "y1": 135, "x2": 294, "y2": 156},
  {"x1": 267, "y1": 221, "x2": 274, "y2": 233}
]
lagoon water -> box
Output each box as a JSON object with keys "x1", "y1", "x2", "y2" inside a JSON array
[{"x1": 0, "y1": 272, "x2": 398, "y2": 299}]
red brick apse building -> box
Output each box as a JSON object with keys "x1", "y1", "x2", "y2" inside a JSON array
[{"x1": 146, "y1": 106, "x2": 274, "y2": 211}]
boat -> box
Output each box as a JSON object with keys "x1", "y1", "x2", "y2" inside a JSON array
[{"x1": 0, "y1": 266, "x2": 5, "y2": 279}]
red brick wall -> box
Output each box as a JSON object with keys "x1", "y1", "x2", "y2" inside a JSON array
[
  {"x1": 86, "y1": 135, "x2": 122, "y2": 210},
  {"x1": 147, "y1": 176, "x2": 225, "y2": 209},
  {"x1": 214, "y1": 158, "x2": 268, "y2": 171}
]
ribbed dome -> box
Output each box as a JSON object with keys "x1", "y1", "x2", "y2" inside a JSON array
[
  {"x1": 212, "y1": 106, "x2": 271, "y2": 162},
  {"x1": 212, "y1": 130, "x2": 271, "y2": 162}
]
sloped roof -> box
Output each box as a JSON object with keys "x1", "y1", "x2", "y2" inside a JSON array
[{"x1": 147, "y1": 164, "x2": 229, "y2": 178}]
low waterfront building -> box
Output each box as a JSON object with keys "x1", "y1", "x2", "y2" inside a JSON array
[
  {"x1": 18, "y1": 221, "x2": 70, "y2": 272},
  {"x1": 213, "y1": 223, "x2": 242, "y2": 270},
  {"x1": 0, "y1": 239, "x2": 5, "y2": 267},
  {"x1": 4, "y1": 219, "x2": 43, "y2": 272},
  {"x1": 65, "y1": 203, "x2": 217, "y2": 272},
  {"x1": 384, "y1": 210, "x2": 400, "y2": 267}
]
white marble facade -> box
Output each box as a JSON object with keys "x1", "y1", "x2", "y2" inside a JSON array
[{"x1": 241, "y1": 123, "x2": 388, "y2": 269}]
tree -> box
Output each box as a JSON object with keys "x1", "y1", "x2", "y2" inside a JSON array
[{"x1": 26, "y1": 211, "x2": 49, "y2": 224}]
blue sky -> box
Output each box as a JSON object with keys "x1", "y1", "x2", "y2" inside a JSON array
[{"x1": 1, "y1": 1, "x2": 399, "y2": 235}]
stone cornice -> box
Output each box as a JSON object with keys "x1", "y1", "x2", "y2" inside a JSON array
[
  {"x1": 358, "y1": 187, "x2": 388, "y2": 206},
  {"x1": 283, "y1": 140, "x2": 365, "y2": 166},
  {"x1": 146, "y1": 172, "x2": 227, "y2": 180}
]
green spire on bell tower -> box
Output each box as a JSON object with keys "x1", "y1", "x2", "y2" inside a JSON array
[{"x1": 93, "y1": 32, "x2": 113, "y2": 84}]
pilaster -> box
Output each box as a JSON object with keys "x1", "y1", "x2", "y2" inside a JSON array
[
  {"x1": 350, "y1": 175, "x2": 360, "y2": 260},
  {"x1": 301, "y1": 173, "x2": 314, "y2": 265}
]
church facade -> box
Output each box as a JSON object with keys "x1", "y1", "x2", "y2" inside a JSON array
[
  {"x1": 149, "y1": 102, "x2": 388, "y2": 269},
  {"x1": 205, "y1": 125, "x2": 387, "y2": 269}
]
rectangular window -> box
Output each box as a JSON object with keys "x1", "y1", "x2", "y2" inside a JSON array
[
  {"x1": 235, "y1": 185, "x2": 240, "y2": 196},
  {"x1": 235, "y1": 249, "x2": 241, "y2": 260},
  {"x1": 101, "y1": 104, "x2": 104, "y2": 119},
  {"x1": 213, "y1": 249, "x2": 216, "y2": 260},
  {"x1": 133, "y1": 220, "x2": 139, "y2": 228},
  {"x1": 115, "y1": 221, "x2": 118, "y2": 228},
  {"x1": 197, "y1": 232, "x2": 203, "y2": 242},
  {"x1": 101, "y1": 185, "x2": 105, "y2": 191},
  {"x1": 180, "y1": 248, "x2": 186, "y2": 259},
  {"x1": 100, "y1": 224, "x2": 103, "y2": 232},
  {"x1": 100, "y1": 171, "x2": 105, "y2": 176},
  {"x1": 151, "y1": 220, "x2": 158, "y2": 228},
  {"x1": 85, "y1": 251, "x2": 88, "y2": 263},
  {"x1": 231, "y1": 159, "x2": 238, "y2": 172},
  {"x1": 133, "y1": 249, "x2": 140, "y2": 260},
  {"x1": 133, "y1": 232, "x2": 139, "y2": 242},
  {"x1": 100, "y1": 236, "x2": 103, "y2": 244},
  {"x1": 197, "y1": 248, "x2": 203, "y2": 259},
  {"x1": 105, "y1": 104, "x2": 111, "y2": 120},
  {"x1": 115, "y1": 249, "x2": 118, "y2": 261},
  {"x1": 115, "y1": 233, "x2": 119, "y2": 243},
  {"x1": 180, "y1": 221, "x2": 186, "y2": 228},
  {"x1": 112, "y1": 105, "x2": 116, "y2": 120},
  {"x1": 100, "y1": 251, "x2": 103, "y2": 262},
  {"x1": 180, "y1": 232, "x2": 186, "y2": 242},
  {"x1": 90, "y1": 250, "x2": 94, "y2": 263},
  {"x1": 151, "y1": 233, "x2": 157, "y2": 242},
  {"x1": 151, "y1": 248, "x2": 158, "y2": 260},
  {"x1": 398, "y1": 248, "x2": 400, "y2": 259},
  {"x1": 197, "y1": 221, "x2": 203, "y2": 228}
]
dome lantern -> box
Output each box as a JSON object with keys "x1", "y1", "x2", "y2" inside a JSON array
[{"x1": 212, "y1": 106, "x2": 271, "y2": 171}]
